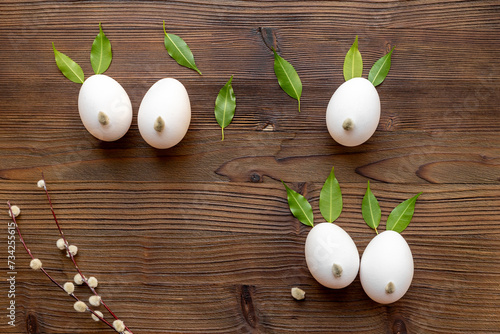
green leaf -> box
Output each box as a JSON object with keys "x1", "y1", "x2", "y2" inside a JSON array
[
  {"x1": 343, "y1": 35, "x2": 363, "y2": 81},
  {"x1": 52, "y1": 43, "x2": 84, "y2": 84},
  {"x1": 163, "y1": 21, "x2": 202, "y2": 75},
  {"x1": 282, "y1": 181, "x2": 314, "y2": 227},
  {"x1": 362, "y1": 181, "x2": 381, "y2": 232},
  {"x1": 368, "y1": 47, "x2": 395, "y2": 87},
  {"x1": 387, "y1": 192, "x2": 422, "y2": 233},
  {"x1": 214, "y1": 75, "x2": 236, "y2": 141},
  {"x1": 273, "y1": 49, "x2": 302, "y2": 112},
  {"x1": 319, "y1": 167, "x2": 342, "y2": 223},
  {"x1": 90, "y1": 22, "x2": 112, "y2": 75}
]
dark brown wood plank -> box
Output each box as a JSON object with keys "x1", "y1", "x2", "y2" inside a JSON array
[
  {"x1": 2, "y1": 181, "x2": 499, "y2": 333},
  {"x1": 0, "y1": 11, "x2": 499, "y2": 136},
  {"x1": 1, "y1": 0, "x2": 499, "y2": 30},
  {"x1": 0, "y1": 130, "x2": 498, "y2": 184}
]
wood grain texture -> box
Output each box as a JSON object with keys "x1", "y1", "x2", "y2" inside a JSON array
[
  {"x1": 1, "y1": 181, "x2": 500, "y2": 334},
  {"x1": 0, "y1": 1, "x2": 499, "y2": 333}
]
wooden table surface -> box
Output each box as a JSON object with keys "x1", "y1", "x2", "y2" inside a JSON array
[{"x1": 1, "y1": 1, "x2": 499, "y2": 333}]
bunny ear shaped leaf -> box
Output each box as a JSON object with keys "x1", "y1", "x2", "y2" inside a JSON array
[
  {"x1": 368, "y1": 47, "x2": 395, "y2": 87},
  {"x1": 282, "y1": 181, "x2": 314, "y2": 227},
  {"x1": 52, "y1": 43, "x2": 84, "y2": 84},
  {"x1": 387, "y1": 192, "x2": 422, "y2": 233},
  {"x1": 91, "y1": 22, "x2": 112, "y2": 75},
  {"x1": 343, "y1": 35, "x2": 363, "y2": 81},
  {"x1": 362, "y1": 181, "x2": 381, "y2": 232},
  {"x1": 319, "y1": 167, "x2": 342, "y2": 223},
  {"x1": 163, "y1": 21, "x2": 202, "y2": 75}
]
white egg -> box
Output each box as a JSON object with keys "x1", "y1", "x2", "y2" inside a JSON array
[
  {"x1": 138, "y1": 78, "x2": 191, "y2": 149},
  {"x1": 305, "y1": 223, "x2": 360, "y2": 289},
  {"x1": 360, "y1": 230, "x2": 414, "y2": 304},
  {"x1": 78, "y1": 74, "x2": 133, "y2": 141},
  {"x1": 326, "y1": 77, "x2": 380, "y2": 147}
]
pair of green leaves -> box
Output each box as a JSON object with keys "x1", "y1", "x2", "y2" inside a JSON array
[
  {"x1": 282, "y1": 167, "x2": 342, "y2": 227},
  {"x1": 343, "y1": 35, "x2": 395, "y2": 87},
  {"x1": 362, "y1": 181, "x2": 421, "y2": 233},
  {"x1": 53, "y1": 23, "x2": 112, "y2": 84}
]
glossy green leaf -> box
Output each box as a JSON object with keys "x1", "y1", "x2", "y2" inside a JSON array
[
  {"x1": 163, "y1": 21, "x2": 202, "y2": 75},
  {"x1": 387, "y1": 192, "x2": 422, "y2": 233},
  {"x1": 343, "y1": 35, "x2": 363, "y2": 81},
  {"x1": 362, "y1": 181, "x2": 381, "y2": 232},
  {"x1": 273, "y1": 49, "x2": 302, "y2": 112},
  {"x1": 52, "y1": 43, "x2": 84, "y2": 84},
  {"x1": 319, "y1": 167, "x2": 342, "y2": 223},
  {"x1": 214, "y1": 75, "x2": 236, "y2": 141},
  {"x1": 282, "y1": 181, "x2": 314, "y2": 227},
  {"x1": 90, "y1": 22, "x2": 112, "y2": 75},
  {"x1": 368, "y1": 47, "x2": 395, "y2": 87}
]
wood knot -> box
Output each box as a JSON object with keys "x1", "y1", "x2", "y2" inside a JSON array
[
  {"x1": 262, "y1": 122, "x2": 275, "y2": 132},
  {"x1": 297, "y1": 182, "x2": 308, "y2": 196},
  {"x1": 259, "y1": 27, "x2": 279, "y2": 52},
  {"x1": 26, "y1": 313, "x2": 40, "y2": 334},
  {"x1": 250, "y1": 172, "x2": 261, "y2": 183},
  {"x1": 385, "y1": 116, "x2": 396, "y2": 131},
  {"x1": 239, "y1": 285, "x2": 258, "y2": 329},
  {"x1": 392, "y1": 317, "x2": 407, "y2": 334}
]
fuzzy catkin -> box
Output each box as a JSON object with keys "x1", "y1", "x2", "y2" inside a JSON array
[
  {"x1": 113, "y1": 320, "x2": 125, "y2": 332},
  {"x1": 73, "y1": 301, "x2": 87, "y2": 313},
  {"x1": 91, "y1": 310, "x2": 103, "y2": 322},
  {"x1": 8, "y1": 205, "x2": 20, "y2": 217},
  {"x1": 63, "y1": 282, "x2": 75, "y2": 294},
  {"x1": 89, "y1": 295, "x2": 101, "y2": 306},
  {"x1": 88, "y1": 276, "x2": 98, "y2": 288},
  {"x1": 74, "y1": 273, "x2": 84, "y2": 285},
  {"x1": 30, "y1": 259, "x2": 42, "y2": 270},
  {"x1": 68, "y1": 245, "x2": 78, "y2": 256},
  {"x1": 37, "y1": 179, "x2": 45, "y2": 188},
  {"x1": 56, "y1": 238, "x2": 66, "y2": 250}
]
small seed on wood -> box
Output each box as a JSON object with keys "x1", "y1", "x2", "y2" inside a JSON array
[{"x1": 291, "y1": 287, "x2": 306, "y2": 300}]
